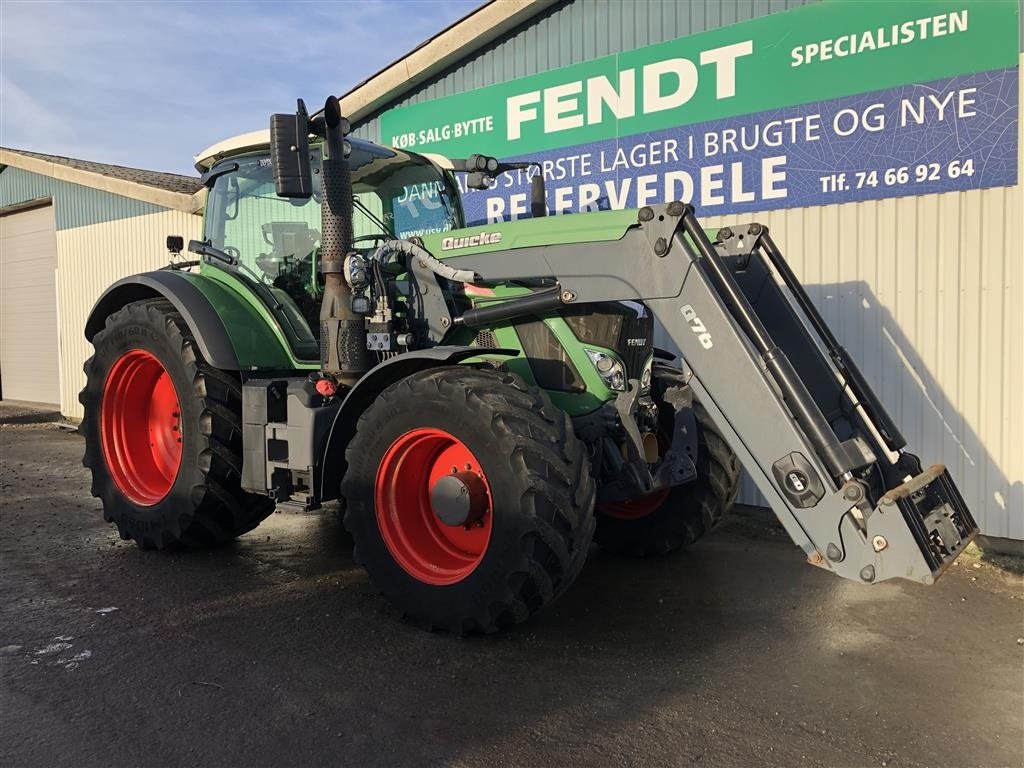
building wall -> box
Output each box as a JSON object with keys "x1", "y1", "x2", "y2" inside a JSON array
[
  {"x1": 354, "y1": 1, "x2": 1023, "y2": 539},
  {"x1": 0, "y1": 166, "x2": 203, "y2": 419}
]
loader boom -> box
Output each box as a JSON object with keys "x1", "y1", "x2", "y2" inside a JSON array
[{"x1": 442, "y1": 202, "x2": 977, "y2": 585}]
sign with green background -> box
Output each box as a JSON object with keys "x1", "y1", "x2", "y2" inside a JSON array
[{"x1": 381, "y1": 0, "x2": 1019, "y2": 225}]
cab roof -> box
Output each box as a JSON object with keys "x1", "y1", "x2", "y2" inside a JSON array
[
  {"x1": 194, "y1": 130, "x2": 270, "y2": 171},
  {"x1": 194, "y1": 132, "x2": 452, "y2": 174}
]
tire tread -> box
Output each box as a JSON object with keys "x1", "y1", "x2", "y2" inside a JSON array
[
  {"x1": 80, "y1": 299, "x2": 273, "y2": 549},
  {"x1": 341, "y1": 365, "x2": 596, "y2": 634}
]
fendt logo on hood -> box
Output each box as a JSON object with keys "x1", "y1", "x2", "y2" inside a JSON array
[{"x1": 441, "y1": 232, "x2": 503, "y2": 251}]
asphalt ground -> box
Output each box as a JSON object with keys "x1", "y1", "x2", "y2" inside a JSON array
[{"x1": 2, "y1": 406, "x2": 1022, "y2": 768}]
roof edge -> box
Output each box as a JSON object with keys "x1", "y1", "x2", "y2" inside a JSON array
[
  {"x1": 341, "y1": 0, "x2": 557, "y2": 124},
  {"x1": 194, "y1": 1, "x2": 555, "y2": 170},
  {"x1": 0, "y1": 149, "x2": 203, "y2": 214}
]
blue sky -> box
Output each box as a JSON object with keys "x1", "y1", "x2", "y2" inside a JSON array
[{"x1": 1, "y1": 0, "x2": 482, "y2": 176}]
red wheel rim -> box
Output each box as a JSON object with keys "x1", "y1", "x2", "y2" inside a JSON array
[
  {"x1": 598, "y1": 488, "x2": 670, "y2": 520},
  {"x1": 100, "y1": 350, "x2": 182, "y2": 506},
  {"x1": 375, "y1": 428, "x2": 493, "y2": 585}
]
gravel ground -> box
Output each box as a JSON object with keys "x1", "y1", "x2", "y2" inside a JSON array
[{"x1": 2, "y1": 406, "x2": 1022, "y2": 768}]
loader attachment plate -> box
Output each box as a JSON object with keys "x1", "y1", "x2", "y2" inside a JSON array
[{"x1": 885, "y1": 464, "x2": 978, "y2": 580}]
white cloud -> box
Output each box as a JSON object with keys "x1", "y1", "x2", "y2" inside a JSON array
[{"x1": 1, "y1": 0, "x2": 482, "y2": 174}]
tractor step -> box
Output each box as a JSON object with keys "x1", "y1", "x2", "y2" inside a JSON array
[{"x1": 241, "y1": 378, "x2": 339, "y2": 507}]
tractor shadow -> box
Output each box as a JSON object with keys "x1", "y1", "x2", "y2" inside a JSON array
[
  {"x1": 654, "y1": 279, "x2": 1020, "y2": 547},
  {"x1": 0, "y1": 405, "x2": 61, "y2": 425}
]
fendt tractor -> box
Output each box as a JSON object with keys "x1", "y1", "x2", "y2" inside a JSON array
[{"x1": 81, "y1": 97, "x2": 978, "y2": 633}]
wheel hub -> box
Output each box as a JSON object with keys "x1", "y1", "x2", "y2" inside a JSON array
[{"x1": 431, "y1": 471, "x2": 489, "y2": 527}]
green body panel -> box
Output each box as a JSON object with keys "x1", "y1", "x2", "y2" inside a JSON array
[
  {"x1": 420, "y1": 208, "x2": 638, "y2": 258},
  {"x1": 189, "y1": 266, "x2": 319, "y2": 370},
  {"x1": 454, "y1": 284, "x2": 620, "y2": 417}
]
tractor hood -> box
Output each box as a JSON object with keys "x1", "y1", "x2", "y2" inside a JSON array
[{"x1": 422, "y1": 209, "x2": 639, "y2": 259}]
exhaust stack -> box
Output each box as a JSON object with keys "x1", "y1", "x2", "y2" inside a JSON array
[
  {"x1": 317, "y1": 96, "x2": 368, "y2": 385},
  {"x1": 270, "y1": 96, "x2": 368, "y2": 386}
]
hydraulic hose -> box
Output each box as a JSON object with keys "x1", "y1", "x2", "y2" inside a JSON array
[{"x1": 372, "y1": 239, "x2": 478, "y2": 284}]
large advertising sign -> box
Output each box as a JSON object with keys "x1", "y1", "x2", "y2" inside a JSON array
[{"x1": 380, "y1": 0, "x2": 1019, "y2": 226}]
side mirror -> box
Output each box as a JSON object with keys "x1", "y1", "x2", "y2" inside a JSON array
[
  {"x1": 225, "y1": 176, "x2": 240, "y2": 221},
  {"x1": 166, "y1": 235, "x2": 184, "y2": 254},
  {"x1": 270, "y1": 99, "x2": 313, "y2": 198}
]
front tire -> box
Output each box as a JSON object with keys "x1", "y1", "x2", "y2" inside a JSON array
[
  {"x1": 80, "y1": 299, "x2": 274, "y2": 549},
  {"x1": 595, "y1": 379, "x2": 741, "y2": 557},
  {"x1": 341, "y1": 366, "x2": 596, "y2": 633}
]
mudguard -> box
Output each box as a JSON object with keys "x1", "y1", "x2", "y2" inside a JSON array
[
  {"x1": 317, "y1": 346, "x2": 517, "y2": 501},
  {"x1": 84, "y1": 270, "x2": 294, "y2": 371}
]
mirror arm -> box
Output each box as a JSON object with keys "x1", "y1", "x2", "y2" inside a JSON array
[
  {"x1": 188, "y1": 239, "x2": 237, "y2": 266},
  {"x1": 200, "y1": 162, "x2": 239, "y2": 188}
]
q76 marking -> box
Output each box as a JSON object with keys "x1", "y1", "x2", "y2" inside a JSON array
[{"x1": 680, "y1": 304, "x2": 713, "y2": 349}]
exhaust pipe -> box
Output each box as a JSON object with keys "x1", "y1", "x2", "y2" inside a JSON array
[{"x1": 318, "y1": 96, "x2": 368, "y2": 385}]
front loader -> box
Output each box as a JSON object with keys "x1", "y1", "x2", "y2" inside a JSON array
[{"x1": 80, "y1": 96, "x2": 977, "y2": 632}]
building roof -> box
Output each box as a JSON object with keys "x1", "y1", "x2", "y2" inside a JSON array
[
  {"x1": 0, "y1": 147, "x2": 204, "y2": 213},
  {"x1": 194, "y1": 0, "x2": 556, "y2": 170},
  {"x1": 0, "y1": 147, "x2": 202, "y2": 195},
  {"x1": 339, "y1": 0, "x2": 555, "y2": 123}
]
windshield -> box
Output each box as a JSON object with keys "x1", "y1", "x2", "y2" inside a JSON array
[{"x1": 204, "y1": 142, "x2": 463, "y2": 280}]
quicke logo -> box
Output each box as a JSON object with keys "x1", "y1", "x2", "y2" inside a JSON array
[{"x1": 441, "y1": 232, "x2": 503, "y2": 251}]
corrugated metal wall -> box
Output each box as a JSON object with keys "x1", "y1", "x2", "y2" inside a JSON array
[
  {"x1": 0, "y1": 165, "x2": 166, "y2": 228},
  {"x1": 354, "y1": 1, "x2": 1023, "y2": 538},
  {"x1": 694, "y1": 166, "x2": 1023, "y2": 539},
  {"x1": 53, "y1": 210, "x2": 204, "y2": 420},
  {"x1": 0, "y1": 167, "x2": 203, "y2": 419}
]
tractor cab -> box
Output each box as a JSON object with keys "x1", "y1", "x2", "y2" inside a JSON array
[{"x1": 198, "y1": 137, "x2": 464, "y2": 348}]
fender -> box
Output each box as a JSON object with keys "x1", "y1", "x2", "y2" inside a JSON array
[
  {"x1": 84, "y1": 270, "x2": 294, "y2": 371},
  {"x1": 317, "y1": 346, "x2": 518, "y2": 501}
]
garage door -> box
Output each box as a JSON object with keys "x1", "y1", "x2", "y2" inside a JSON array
[{"x1": 0, "y1": 205, "x2": 60, "y2": 405}]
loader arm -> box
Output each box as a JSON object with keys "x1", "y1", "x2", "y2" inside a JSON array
[{"x1": 443, "y1": 202, "x2": 977, "y2": 585}]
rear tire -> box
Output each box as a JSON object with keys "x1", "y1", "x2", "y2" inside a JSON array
[
  {"x1": 595, "y1": 382, "x2": 741, "y2": 557},
  {"x1": 341, "y1": 366, "x2": 596, "y2": 633},
  {"x1": 80, "y1": 299, "x2": 274, "y2": 549}
]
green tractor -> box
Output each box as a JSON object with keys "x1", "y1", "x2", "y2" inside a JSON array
[{"x1": 81, "y1": 97, "x2": 977, "y2": 633}]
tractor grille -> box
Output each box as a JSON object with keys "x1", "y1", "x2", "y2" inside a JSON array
[
  {"x1": 474, "y1": 329, "x2": 499, "y2": 349},
  {"x1": 562, "y1": 301, "x2": 653, "y2": 378},
  {"x1": 512, "y1": 319, "x2": 586, "y2": 392}
]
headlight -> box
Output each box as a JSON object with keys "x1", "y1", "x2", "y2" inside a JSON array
[
  {"x1": 585, "y1": 349, "x2": 626, "y2": 391},
  {"x1": 640, "y1": 354, "x2": 653, "y2": 395}
]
